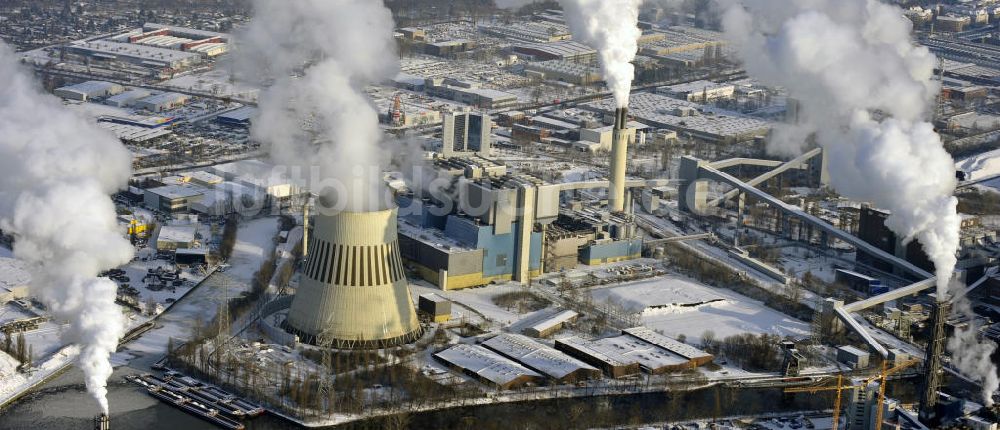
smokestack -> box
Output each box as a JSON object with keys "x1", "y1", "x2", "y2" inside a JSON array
[
  {"x1": 302, "y1": 200, "x2": 310, "y2": 258},
  {"x1": 93, "y1": 413, "x2": 110, "y2": 430},
  {"x1": 920, "y1": 300, "x2": 950, "y2": 424},
  {"x1": 609, "y1": 107, "x2": 629, "y2": 213}
]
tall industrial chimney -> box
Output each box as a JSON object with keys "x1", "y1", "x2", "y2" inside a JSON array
[
  {"x1": 919, "y1": 300, "x2": 950, "y2": 424},
  {"x1": 93, "y1": 413, "x2": 110, "y2": 430},
  {"x1": 286, "y1": 207, "x2": 421, "y2": 348},
  {"x1": 608, "y1": 107, "x2": 629, "y2": 213}
]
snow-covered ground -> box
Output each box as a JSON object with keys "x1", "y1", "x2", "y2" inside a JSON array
[
  {"x1": 589, "y1": 275, "x2": 811, "y2": 344},
  {"x1": 957, "y1": 148, "x2": 1000, "y2": 180}
]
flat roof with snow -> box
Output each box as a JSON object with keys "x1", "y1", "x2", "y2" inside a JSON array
[
  {"x1": 593, "y1": 335, "x2": 688, "y2": 371},
  {"x1": 555, "y1": 336, "x2": 634, "y2": 367},
  {"x1": 157, "y1": 225, "x2": 197, "y2": 244},
  {"x1": 623, "y1": 327, "x2": 712, "y2": 361},
  {"x1": 526, "y1": 310, "x2": 578, "y2": 335},
  {"x1": 482, "y1": 333, "x2": 597, "y2": 380},
  {"x1": 435, "y1": 344, "x2": 541, "y2": 387}
]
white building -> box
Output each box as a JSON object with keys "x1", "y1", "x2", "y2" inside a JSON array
[{"x1": 54, "y1": 81, "x2": 125, "y2": 101}]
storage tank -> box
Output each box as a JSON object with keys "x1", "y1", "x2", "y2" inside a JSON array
[{"x1": 286, "y1": 207, "x2": 421, "y2": 348}]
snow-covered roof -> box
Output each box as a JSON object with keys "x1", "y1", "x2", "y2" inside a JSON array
[
  {"x1": 482, "y1": 333, "x2": 597, "y2": 379},
  {"x1": 623, "y1": 327, "x2": 712, "y2": 361},
  {"x1": 157, "y1": 225, "x2": 197, "y2": 244},
  {"x1": 593, "y1": 335, "x2": 688, "y2": 371},
  {"x1": 526, "y1": 310, "x2": 578, "y2": 334},
  {"x1": 434, "y1": 344, "x2": 541, "y2": 386},
  {"x1": 555, "y1": 336, "x2": 633, "y2": 367}
]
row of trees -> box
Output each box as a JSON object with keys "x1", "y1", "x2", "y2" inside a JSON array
[{"x1": 1, "y1": 331, "x2": 32, "y2": 369}]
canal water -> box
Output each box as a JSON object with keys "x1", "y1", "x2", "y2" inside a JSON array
[{"x1": 0, "y1": 368, "x2": 846, "y2": 430}]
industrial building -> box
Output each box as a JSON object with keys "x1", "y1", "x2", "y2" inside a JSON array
[
  {"x1": 285, "y1": 208, "x2": 422, "y2": 348},
  {"x1": 623, "y1": 327, "x2": 714, "y2": 367},
  {"x1": 54, "y1": 81, "x2": 125, "y2": 101},
  {"x1": 425, "y1": 78, "x2": 519, "y2": 109},
  {"x1": 134, "y1": 92, "x2": 190, "y2": 112},
  {"x1": 104, "y1": 89, "x2": 152, "y2": 107},
  {"x1": 511, "y1": 41, "x2": 596, "y2": 62},
  {"x1": 584, "y1": 92, "x2": 771, "y2": 144},
  {"x1": 418, "y1": 293, "x2": 451, "y2": 322},
  {"x1": 65, "y1": 40, "x2": 203, "y2": 70},
  {"x1": 591, "y1": 335, "x2": 691, "y2": 374},
  {"x1": 216, "y1": 106, "x2": 256, "y2": 127},
  {"x1": 660, "y1": 80, "x2": 736, "y2": 103},
  {"x1": 112, "y1": 23, "x2": 229, "y2": 57},
  {"x1": 434, "y1": 344, "x2": 544, "y2": 389},
  {"x1": 554, "y1": 336, "x2": 641, "y2": 377},
  {"x1": 836, "y1": 345, "x2": 871, "y2": 369},
  {"x1": 524, "y1": 60, "x2": 603, "y2": 85},
  {"x1": 482, "y1": 333, "x2": 601, "y2": 383},
  {"x1": 442, "y1": 110, "x2": 491, "y2": 158},
  {"x1": 144, "y1": 185, "x2": 205, "y2": 213},
  {"x1": 522, "y1": 310, "x2": 578, "y2": 338}
]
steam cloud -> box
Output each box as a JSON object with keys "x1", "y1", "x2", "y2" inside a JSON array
[
  {"x1": 497, "y1": 0, "x2": 644, "y2": 107},
  {"x1": 0, "y1": 43, "x2": 133, "y2": 413},
  {"x1": 721, "y1": 0, "x2": 996, "y2": 404},
  {"x1": 236, "y1": 0, "x2": 399, "y2": 212}
]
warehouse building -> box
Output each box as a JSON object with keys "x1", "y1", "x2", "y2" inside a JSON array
[
  {"x1": 216, "y1": 106, "x2": 256, "y2": 127},
  {"x1": 584, "y1": 92, "x2": 771, "y2": 143},
  {"x1": 154, "y1": 224, "x2": 198, "y2": 251},
  {"x1": 592, "y1": 335, "x2": 691, "y2": 374},
  {"x1": 554, "y1": 336, "x2": 641, "y2": 378},
  {"x1": 482, "y1": 333, "x2": 601, "y2": 383},
  {"x1": 144, "y1": 185, "x2": 205, "y2": 213},
  {"x1": 134, "y1": 92, "x2": 190, "y2": 112},
  {"x1": 434, "y1": 344, "x2": 544, "y2": 389},
  {"x1": 660, "y1": 80, "x2": 736, "y2": 103},
  {"x1": 524, "y1": 60, "x2": 602, "y2": 85},
  {"x1": 512, "y1": 41, "x2": 596, "y2": 62},
  {"x1": 523, "y1": 310, "x2": 578, "y2": 338},
  {"x1": 65, "y1": 40, "x2": 203, "y2": 70},
  {"x1": 104, "y1": 89, "x2": 151, "y2": 107},
  {"x1": 54, "y1": 81, "x2": 125, "y2": 101},
  {"x1": 623, "y1": 327, "x2": 715, "y2": 367}
]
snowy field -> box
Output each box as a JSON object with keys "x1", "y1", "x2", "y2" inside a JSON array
[
  {"x1": 957, "y1": 148, "x2": 1000, "y2": 180},
  {"x1": 590, "y1": 275, "x2": 811, "y2": 344},
  {"x1": 410, "y1": 281, "x2": 553, "y2": 328}
]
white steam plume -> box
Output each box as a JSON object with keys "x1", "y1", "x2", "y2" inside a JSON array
[
  {"x1": 497, "y1": 0, "x2": 644, "y2": 107},
  {"x1": 0, "y1": 43, "x2": 133, "y2": 413},
  {"x1": 235, "y1": 0, "x2": 398, "y2": 212},
  {"x1": 721, "y1": 0, "x2": 996, "y2": 404}
]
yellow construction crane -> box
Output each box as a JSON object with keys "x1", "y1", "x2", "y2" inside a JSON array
[
  {"x1": 873, "y1": 359, "x2": 921, "y2": 430},
  {"x1": 784, "y1": 359, "x2": 921, "y2": 430}
]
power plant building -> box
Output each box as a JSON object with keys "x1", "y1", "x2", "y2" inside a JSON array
[
  {"x1": 442, "y1": 111, "x2": 491, "y2": 158},
  {"x1": 286, "y1": 208, "x2": 421, "y2": 347}
]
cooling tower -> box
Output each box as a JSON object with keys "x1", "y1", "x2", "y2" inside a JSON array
[
  {"x1": 608, "y1": 107, "x2": 629, "y2": 213},
  {"x1": 286, "y1": 207, "x2": 421, "y2": 348}
]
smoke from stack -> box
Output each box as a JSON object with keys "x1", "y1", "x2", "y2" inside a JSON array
[
  {"x1": 497, "y1": 0, "x2": 643, "y2": 107},
  {"x1": 0, "y1": 43, "x2": 133, "y2": 413},
  {"x1": 235, "y1": 0, "x2": 399, "y2": 213},
  {"x1": 720, "y1": 0, "x2": 996, "y2": 404}
]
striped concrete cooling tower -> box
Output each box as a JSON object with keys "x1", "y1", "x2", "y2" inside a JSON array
[{"x1": 286, "y1": 207, "x2": 421, "y2": 348}]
